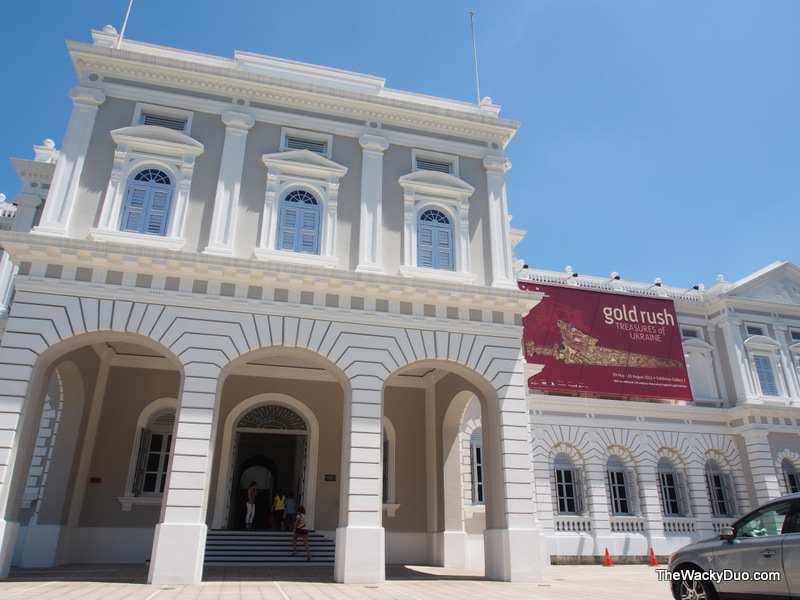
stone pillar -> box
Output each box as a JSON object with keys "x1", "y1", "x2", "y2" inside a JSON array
[
  {"x1": 685, "y1": 456, "x2": 714, "y2": 539},
  {"x1": 739, "y1": 428, "x2": 782, "y2": 505},
  {"x1": 717, "y1": 319, "x2": 750, "y2": 402},
  {"x1": 483, "y1": 156, "x2": 516, "y2": 289},
  {"x1": 34, "y1": 87, "x2": 105, "y2": 236},
  {"x1": 637, "y1": 458, "x2": 670, "y2": 555},
  {"x1": 584, "y1": 449, "x2": 612, "y2": 556},
  {"x1": 356, "y1": 134, "x2": 389, "y2": 274},
  {"x1": 148, "y1": 366, "x2": 221, "y2": 585},
  {"x1": 773, "y1": 323, "x2": 800, "y2": 399},
  {"x1": 334, "y1": 369, "x2": 385, "y2": 584},
  {"x1": 0, "y1": 193, "x2": 44, "y2": 313},
  {"x1": 482, "y1": 370, "x2": 544, "y2": 582},
  {"x1": 204, "y1": 111, "x2": 254, "y2": 256}
]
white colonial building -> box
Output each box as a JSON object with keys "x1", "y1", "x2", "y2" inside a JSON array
[{"x1": 0, "y1": 25, "x2": 797, "y2": 586}]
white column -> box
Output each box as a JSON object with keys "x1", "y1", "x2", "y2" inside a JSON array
[
  {"x1": 739, "y1": 428, "x2": 782, "y2": 505},
  {"x1": 773, "y1": 323, "x2": 800, "y2": 399},
  {"x1": 204, "y1": 111, "x2": 254, "y2": 256},
  {"x1": 638, "y1": 459, "x2": 670, "y2": 555},
  {"x1": 334, "y1": 369, "x2": 385, "y2": 584},
  {"x1": 34, "y1": 87, "x2": 105, "y2": 236},
  {"x1": 0, "y1": 193, "x2": 44, "y2": 313},
  {"x1": 148, "y1": 367, "x2": 220, "y2": 585},
  {"x1": 483, "y1": 156, "x2": 516, "y2": 289},
  {"x1": 482, "y1": 370, "x2": 544, "y2": 582},
  {"x1": 685, "y1": 458, "x2": 714, "y2": 539},
  {"x1": 584, "y1": 452, "x2": 612, "y2": 556},
  {"x1": 717, "y1": 318, "x2": 750, "y2": 402},
  {"x1": 356, "y1": 134, "x2": 389, "y2": 274}
]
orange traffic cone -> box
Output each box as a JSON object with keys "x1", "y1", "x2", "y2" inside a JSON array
[
  {"x1": 603, "y1": 548, "x2": 614, "y2": 567},
  {"x1": 649, "y1": 548, "x2": 659, "y2": 567}
]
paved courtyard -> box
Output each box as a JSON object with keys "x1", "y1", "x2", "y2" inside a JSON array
[{"x1": 0, "y1": 564, "x2": 675, "y2": 600}]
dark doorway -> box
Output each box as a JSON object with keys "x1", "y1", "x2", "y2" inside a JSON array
[{"x1": 229, "y1": 432, "x2": 306, "y2": 530}]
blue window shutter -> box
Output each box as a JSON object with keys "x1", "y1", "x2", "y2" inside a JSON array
[
  {"x1": 121, "y1": 172, "x2": 173, "y2": 236},
  {"x1": 279, "y1": 207, "x2": 298, "y2": 250},
  {"x1": 754, "y1": 356, "x2": 778, "y2": 395},
  {"x1": 277, "y1": 191, "x2": 321, "y2": 255},
  {"x1": 299, "y1": 209, "x2": 320, "y2": 254},
  {"x1": 418, "y1": 225, "x2": 435, "y2": 268},
  {"x1": 417, "y1": 212, "x2": 454, "y2": 271},
  {"x1": 145, "y1": 189, "x2": 171, "y2": 236},
  {"x1": 436, "y1": 227, "x2": 454, "y2": 270}
]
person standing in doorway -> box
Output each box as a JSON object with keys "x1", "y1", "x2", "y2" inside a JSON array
[
  {"x1": 284, "y1": 492, "x2": 297, "y2": 532},
  {"x1": 245, "y1": 481, "x2": 257, "y2": 530},
  {"x1": 271, "y1": 489, "x2": 286, "y2": 530},
  {"x1": 292, "y1": 506, "x2": 311, "y2": 560}
]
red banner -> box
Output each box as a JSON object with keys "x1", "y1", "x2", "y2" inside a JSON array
[{"x1": 520, "y1": 282, "x2": 692, "y2": 401}]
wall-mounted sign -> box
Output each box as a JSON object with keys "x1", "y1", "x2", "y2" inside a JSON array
[
  {"x1": 324, "y1": 474, "x2": 336, "y2": 482},
  {"x1": 520, "y1": 282, "x2": 692, "y2": 401}
]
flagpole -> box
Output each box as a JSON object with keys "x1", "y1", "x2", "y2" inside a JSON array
[
  {"x1": 115, "y1": 0, "x2": 135, "y2": 49},
  {"x1": 469, "y1": 11, "x2": 481, "y2": 105}
]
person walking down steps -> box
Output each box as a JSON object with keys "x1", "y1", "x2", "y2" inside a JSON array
[{"x1": 292, "y1": 506, "x2": 311, "y2": 561}]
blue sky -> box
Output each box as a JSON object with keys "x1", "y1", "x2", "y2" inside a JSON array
[{"x1": 2, "y1": 1, "x2": 798, "y2": 289}]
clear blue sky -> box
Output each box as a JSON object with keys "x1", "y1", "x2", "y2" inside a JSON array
[{"x1": 2, "y1": 1, "x2": 798, "y2": 289}]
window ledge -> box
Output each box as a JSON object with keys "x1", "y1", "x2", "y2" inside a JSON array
[
  {"x1": 90, "y1": 228, "x2": 185, "y2": 251},
  {"x1": 463, "y1": 504, "x2": 485, "y2": 518},
  {"x1": 118, "y1": 495, "x2": 163, "y2": 512},
  {"x1": 399, "y1": 265, "x2": 477, "y2": 284},
  {"x1": 253, "y1": 248, "x2": 339, "y2": 269},
  {"x1": 382, "y1": 503, "x2": 401, "y2": 517}
]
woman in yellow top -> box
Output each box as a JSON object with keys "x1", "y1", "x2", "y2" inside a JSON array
[
  {"x1": 271, "y1": 489, "x2": 286, "y2": 530},
  {"x1": 292, "y1": 506, "x2": 311, "y2": 560}
]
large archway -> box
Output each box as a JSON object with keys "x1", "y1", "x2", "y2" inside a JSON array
[{"x1": 5, "y1": 333, "x2": 182, "y2": 568}]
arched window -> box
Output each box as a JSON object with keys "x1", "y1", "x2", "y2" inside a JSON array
[
  {"x1": 417, "y1": 208, "x2": 454, "y2": 271},
  {"x1": 553, "y1": 453, "x2": 585, "y2": 515},
  {"x1": 606, "y1": 455, "x2": 638, "y2": 515},
  {"x1": 782, "y1": 459, "x2": 800, "y2": 494},
  {"x1": 705, "y1": 460, "x2": 737, "y2": 517},
  {"x1": 657, "y1": 458, "x2": 689, "y2": 516},
  {"x1": 120, "y1": 168, "x2": 174, "y2": 236},
  {"x1": 470, "y1": 428, "x2": 484, "y2": 504},
  {"x1": 132, "y1": 409, "x2": 175, "y2": 496},
  {"x1": 277, "y1": 189, "x2": 321, "y2": 254}
]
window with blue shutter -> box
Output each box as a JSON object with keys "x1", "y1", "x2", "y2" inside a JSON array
[
  {"x1": 417, "y1": 209, "x2": 454, "y2": 271},
  {"x1": 754, "y1": 355, "x2": 779, "y2": 396},
  {"x1": 277, "y1": 189, "x2": 321, "y2": 254},
  {"x1": 120, "y1": 169, "x2": 173, "y2": 236}
]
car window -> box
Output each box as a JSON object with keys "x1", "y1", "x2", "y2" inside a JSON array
[
  {"x1": 781, "y1": 500, "x2": 800, "y2": 534},
  {"x1": 736, "y1": 500, "x2": 794, "y2": 538}
]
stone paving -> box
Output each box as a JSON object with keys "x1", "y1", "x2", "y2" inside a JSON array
[{"x1": 0, "y1": 564, "x2": 675, "y2": 599}]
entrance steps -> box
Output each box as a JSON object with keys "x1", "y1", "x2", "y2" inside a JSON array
[{"x1": 204, "y1": 530, "x2": 335, "y2": 566}]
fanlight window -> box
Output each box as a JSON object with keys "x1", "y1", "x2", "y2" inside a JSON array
[
  {"x1": 121, "y1": 168, "x2": 174, "y2": 236},
  {"x1": 417, "y1": 208, "x2": 454, "y2": 271},
  {"x1": 238, "y1": 405, "x2": 307, "y2": 430},
  {"x1": 277, "y1": 189, "x2": 321, "y2": 254}
]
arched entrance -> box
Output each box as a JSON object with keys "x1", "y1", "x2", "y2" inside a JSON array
[{"x1": 225, "y1": 404, "x2": 309, "y2": 530}]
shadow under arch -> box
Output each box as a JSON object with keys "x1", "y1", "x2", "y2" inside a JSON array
[
  {"x1": 383, "y1": 358, "x2": 509, "y2": 569},
  {"x1": 211, "y1": 345, "x2": 350, "y2": 532},
  {"x1": 212, "y1": 392, "x2": 321, "y2": 530},
  {"x1": 3, "y1": 330, "x2": 182, "y2": 570}
]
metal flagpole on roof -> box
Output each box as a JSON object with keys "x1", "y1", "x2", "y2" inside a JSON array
[
  {"x1": 115, "y1": 0, "x2": 135, "y2": 49},
  {"x1": 469, "y1": 11, "x2": 481, "y2": 105}
]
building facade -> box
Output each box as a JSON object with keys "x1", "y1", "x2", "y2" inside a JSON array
[{"x1": 0, "y1": 26, "x2": 797, "y2": 586}]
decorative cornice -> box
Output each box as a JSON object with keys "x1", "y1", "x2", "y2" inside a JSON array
[{"x1": 67, "y1": 41, "x2": 520, "y2": 147}]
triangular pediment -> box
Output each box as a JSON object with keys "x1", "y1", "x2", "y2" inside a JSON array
[
  {"x1": 111, "y1": 125, "x2": 204, "y2": 157},
  {"x1": 398, "y1": 170, "x2": 475, "y2": 198},
  {"x1": 725, "y1": 262, "x2": 800, "y2": 307},
  {"x1": 262, "y1": 149, "x2": 347, "y2": 178}
]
